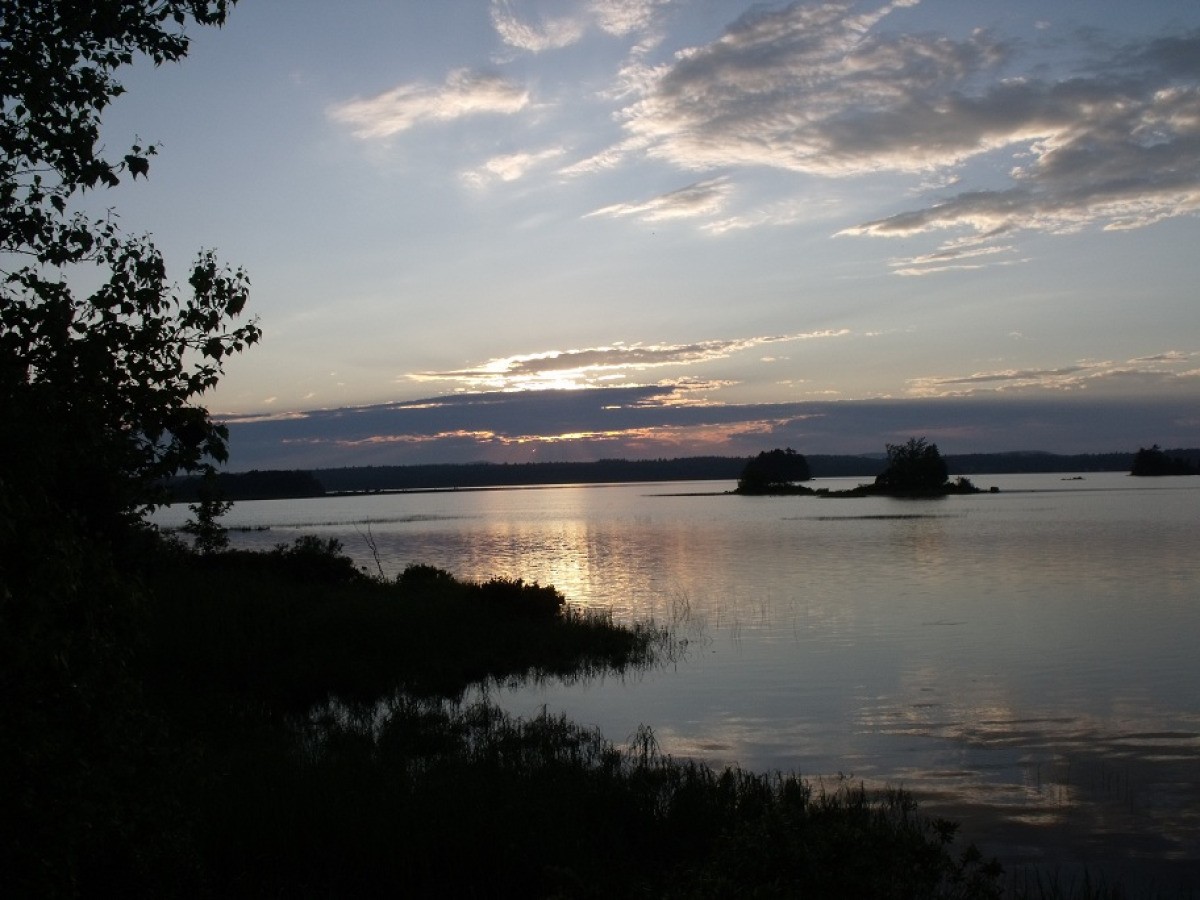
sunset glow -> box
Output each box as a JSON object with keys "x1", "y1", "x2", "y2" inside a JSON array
[{"x1": 101, "y1": 0, "x2": 1200, "y2": 466}]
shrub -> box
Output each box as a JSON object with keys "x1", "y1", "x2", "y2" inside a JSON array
[
  {"x1": 875, "y1": 438, "x2": 949, "y2": 491},
  {"x1": 738, "y1": 448, "x2": 813, "y2": 493}
]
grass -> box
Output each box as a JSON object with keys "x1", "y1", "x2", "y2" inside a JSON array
[
  {"x1": 131, "y1": 537, "x2": 1008, "y2": 897},
  {"x1": 6, "y1": 534, "x2": 1176, "y2": 898},
  {"x1": 196, "y1": 699, "x2": 1006, "y2": 899},
  {"x1": 140, "y1": 539, "x2": 668, "y2": 711}
]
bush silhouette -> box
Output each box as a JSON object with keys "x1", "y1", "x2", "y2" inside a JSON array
[
  {"x1": 1131, "y1": 445, "x2": 1198, "y2": 476},
  {"x1": 874, "y1": 438, "x2": 949, "y2": 491},
  {"x1": 737, "y1": 448, "x2": 812, "y2": 493}
]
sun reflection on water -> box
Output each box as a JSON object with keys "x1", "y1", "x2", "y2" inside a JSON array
[{"x1": 194, "y1": 474, "x2": 1200, "y2": 886}]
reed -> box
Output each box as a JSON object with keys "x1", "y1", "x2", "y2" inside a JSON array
[
  {"x1": 140, "y1": 540, "x2": 668, "y2": 712},
  {"x1": 199, "y1": 698, "x2": 1007, "y2": 898},
  {"x1": 7, "y1": 535, "x2": 1167, "y2": 897}
]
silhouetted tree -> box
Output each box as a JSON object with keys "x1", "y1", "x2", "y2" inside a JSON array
[
  {"x1": 1, "y1": 5, "x2": 253, "y2": 892},
  {"x1": 0, "y1": 0, "x2": 257, "y2": 543},
  {"x1": 874, "y1": 438, "x2": 949, "y2": 491},
  {"x1": 180, "y1": 471, "x2": 233, "y2": 554},
  {"x1": 1130, "y1": 445, "x2": 1198, "y2": 476},
  {"x1": 737, "y1": 448, "x2": 812, "y2": 493}
]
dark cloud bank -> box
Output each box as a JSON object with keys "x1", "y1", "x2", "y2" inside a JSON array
[{"x1": 223, "y1": 388, "x2": 1198, "y2": 470}]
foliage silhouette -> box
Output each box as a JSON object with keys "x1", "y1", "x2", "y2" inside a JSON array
[
  {"x1": 0, "y1": 3, "x2": 252, "y2": 893},
  {"x1": 144, "y1": 543, "x2": 665, "y2": 709},
  {"x1": 179, "y1": 470, "x2": 233, "y2": 553},
  {"x1": 1130, "y1": 445, "x2": 1198, "y2": 476},
  {"x1": 199, "y1": 699, "x2": 1006, "y2": 899},
  {"x1": 736, "y1": 447, "x2": 813, "y2": 494},
  {"x1": 874, "y1": 437, "x2": 950, "y2": 491},
  {"x1": 735, "y1": 439, "x2": 986, "y2": 498},
  {"x1": 1, "y1": 0, "x2": 258, "y2": 544}
]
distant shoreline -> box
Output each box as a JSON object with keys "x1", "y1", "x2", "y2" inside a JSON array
[{"x1": 168, "y1": 448, "x2": 1199, "y2": 502}]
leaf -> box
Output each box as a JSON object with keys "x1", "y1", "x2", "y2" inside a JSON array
[
  {"x1": 125, "y1": 154, "x2": 150, "y2": 179},
  {"x1": 2, "y1": 0, "x2": 250, "y2": 540}
]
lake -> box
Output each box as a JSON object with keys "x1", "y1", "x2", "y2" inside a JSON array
[{"x1": 155, "y1": 472, "x2": 1200, "y2": 890}]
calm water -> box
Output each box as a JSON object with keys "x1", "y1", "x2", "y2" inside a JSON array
[{"x1": 156, "y1": 473, "x2": 1200, "y2": 887}]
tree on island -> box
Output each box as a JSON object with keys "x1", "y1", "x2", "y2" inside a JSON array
[
  {"x1": 736, "y1": 448, "x2": 812, "y2": 493},
  {"x1": 1130, "y1": 445, "x2": 1199, "y2": 476},
  {"x1": 873, "y1": 437, "x2": 950, "y2": 492},
  {"x1": 734, "y1": 441, "x2": 984, "y2": 496}
]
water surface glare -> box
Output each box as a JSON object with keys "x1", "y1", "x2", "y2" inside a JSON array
[{"x1": 156, "y1": 472, "x2": 1200, "y2": 886}]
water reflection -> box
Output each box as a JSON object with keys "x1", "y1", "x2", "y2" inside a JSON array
[{"x1": 156, "y1": 474, "x2": 1200, "y2": 886}]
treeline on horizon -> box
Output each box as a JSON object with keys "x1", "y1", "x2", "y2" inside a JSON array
[{"x1": 170, "y1": 448, "x2": 1200, "y2": 501}]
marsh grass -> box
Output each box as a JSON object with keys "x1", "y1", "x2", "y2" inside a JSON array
[
  {"x1": 7, "y1": 536, "x2": 1164, "y2": 897},
  {"x1": 197, "y1": 697, "x2": 1006, "y2": 899},
  {"x1": 142, "y1": 541, "x2": 668, "y2": 712},
  {"x1": 125, "y1": 540, "x2": 1011, "y2": 897},
  {"x1": 1005, "y1": 869, "x2": 1136, "y2": 900}
]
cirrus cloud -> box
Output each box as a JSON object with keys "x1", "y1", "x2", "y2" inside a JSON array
[
  {"x1": 490, "y1": 0, "x2": 586, "y2": 52},
  {"x1": 490, "y1": 0, "x2": 672, "y2": 53},
  {"x1": 581, "y1": 0, "x2": 1006, "y2": 177},
  {"x1": 410, "y1": 330, "x2": 850, "y2": 392},
  {"x1": 907, "y1": 351, "x2": 1199, "y2": 397},
  {"x1": 568, "y1": 0, "x2": 1200, "y2": 268},
  {"x1": 462, "y1": 146, "x2": 567, "y2": 186},
  {"x1": 586, "y1": 176, "x2": 733, "y2": 221},
  {"x1": 330, "y1": 69, "x2": 529, "y2": 139}
]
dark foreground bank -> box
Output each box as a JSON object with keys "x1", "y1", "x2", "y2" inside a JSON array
[{"x1": 5, "y1": 536, "x2": 1175, "y2": 898}]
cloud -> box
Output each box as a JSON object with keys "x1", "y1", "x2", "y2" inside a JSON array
[
  {"x1": 330, "y1": 69, "x2": 529, "y2": 139},
  {"x1": 462, "y1": 146, "x2": 567, "y2": 186},
  {"x1": 834, "y1": 30, "x2": 1200, "y2": 267},
  {"x1": 589, "y1": 0, "x2": 671, "y2": 38},
  {"x1": 490, "y1": 0, "x2": 586, "y2": 52},
  {"x1": 586, "y1": 176, "x2": 733, "y2": 221},
  {"x1": 610, "y1": 0, "x2": 1007, "y2": 176},
  {"x1": 645, "y1": 378, "x2": 740, "y2": 406},
  {"x1": 222, "y1": 410, "x2": 311, "y2": 426},
  {"x1": 490, "y1": 0, "x2": 670, "y2": 53},
  {"x1": 1129, "y1": 350, "x2": 1191, "y2": 363},
  {"x1": 559, "y1": 136, "x2": 649, "y2": 177},
  {"x1": 410, "y1": 330, "x2": 850, "y2": 391},
  {"x1": 889, "y1": 240, "x2": 1016, "y2": 270},
  {"x1": 702, "y1": 195, "x2": 838, "y2": 234},
  {"x1": 889, "y1": 245, "x2": 1028, "y2": 277},
  {"x1": 908, "y1": 353, "x2": 1200, "y2": 397},
  {"x1": 564, "y1": 0, "x2": 1199, "y2": 258},
  {"x1": 908, "y1": 363, "x2": 1103, "y2": 396},
  {"x1": 224, "y1": 388, "x2": 1200, "y2": 469}
]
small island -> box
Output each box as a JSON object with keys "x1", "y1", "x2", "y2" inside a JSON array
[
  {"x1": 734, "y1": 446, "x2": 814, "y2": 494},
  {"x1": 735, "y1": 438, "x2": 989, "y2": 497},
  {"x1": 1130, "y1": 444, "x2": 1200, "y2": 476}
]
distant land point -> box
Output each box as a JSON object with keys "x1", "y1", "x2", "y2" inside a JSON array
[{"x1": 168, "y1": 449, "x2": 1200, "y2": 502}]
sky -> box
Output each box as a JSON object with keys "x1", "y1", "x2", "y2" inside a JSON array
[{"x1": 97, "y1": 0, "x2": 1200, "y2": 468}]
